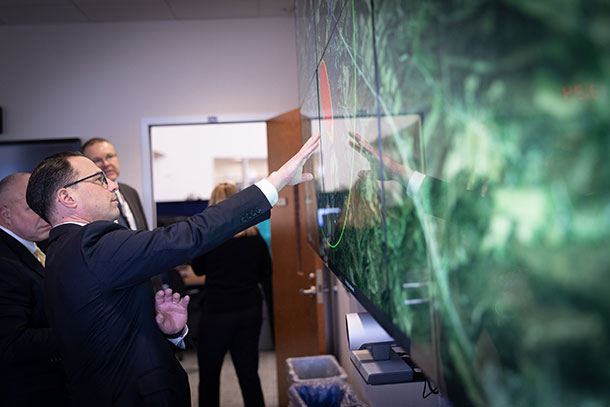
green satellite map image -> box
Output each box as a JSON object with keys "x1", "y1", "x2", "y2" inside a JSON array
[{"x1": 296, "y1": 0, "x2": 610, "y2": 405}]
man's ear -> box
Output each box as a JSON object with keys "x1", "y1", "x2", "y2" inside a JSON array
[
  {"x1": 0, "y1": 205, "x2": 11, "y2": 226},
  {"x1": 57, "y1": 188, "x2": 78, "y2": 209}
]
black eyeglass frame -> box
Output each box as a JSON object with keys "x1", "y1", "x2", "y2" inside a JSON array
[{"x1": 62, "y1": 171, "x2": 108, "y2": 189}]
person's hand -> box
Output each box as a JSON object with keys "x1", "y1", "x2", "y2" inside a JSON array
[
  {"x1": 348, "y1": 132, "x2": 413, "y2": 183},
  {"x1": 155, "y1": 288, "x2": 190, "y2": 336},
  {"x1": 267, "y1": 133, "x2": 320, "y2": 192}
]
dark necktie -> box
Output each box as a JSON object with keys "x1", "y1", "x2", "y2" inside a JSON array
[{"x1": 117, "y1": 200, "x2": 131, "y2": 228}]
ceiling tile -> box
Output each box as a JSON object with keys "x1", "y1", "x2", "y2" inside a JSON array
[
  {"x1": 77, "y1": 1, "x2": 174, "y2": 22},
  {"x1": 0, "y1": 0, "x2": 291, "y2": 25},
  {"x1": 167, "y1": 0, "x2": 258, "y2": 20},
  {"x1": 259, "y1": 0, "x2": 294, "y2": 17},
  {"x1": 0, "y1": 0, "x2": 70, "y2": 5},
  {"x1": 73, "y1": 0, "x2": 166, "y2": 4},
  {"x1": 0, "y1": 5, "x2": 87, "y2": 24}
]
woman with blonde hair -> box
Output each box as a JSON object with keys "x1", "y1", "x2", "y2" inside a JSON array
[{"x1": 192, "y1": 182, "x2": 271, "y2": 407}]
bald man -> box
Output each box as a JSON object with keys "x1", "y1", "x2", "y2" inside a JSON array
[{"x1": 0, "y1": 173, "x2": 70, "y2": 406}]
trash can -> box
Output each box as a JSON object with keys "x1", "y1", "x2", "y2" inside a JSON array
[
  {"x1": 286, "y1": 355, "x2": 348, "y2": 383},
  {"x1": 288, "y1": 379, "x2": 367, "y2": 407},
  {"x1": 286, "y1": 356, "x2": 366, "y2": 407}
]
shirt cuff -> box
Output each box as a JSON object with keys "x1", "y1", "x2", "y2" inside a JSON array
[
  {"x1": 255, "y1": 179, "x2": 279, "y2": 207},
  {"x1": 407, "y1": 171, "x2": 426, "y2": 198},
  {"x1": 166, "y1": 325, "x2": 188, "y2": 349}
]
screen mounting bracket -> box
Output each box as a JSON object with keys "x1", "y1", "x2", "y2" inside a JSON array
[{"x1": 346, "y1": 312, "x2": 414, "y2": 385}]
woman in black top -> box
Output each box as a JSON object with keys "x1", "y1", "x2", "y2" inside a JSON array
[{"x1": 192, "y1": 183, "x2": 272, "y2": 407}]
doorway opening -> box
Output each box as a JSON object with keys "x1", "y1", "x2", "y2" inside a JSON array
[
  {"x1": 146, "y1": 119, "x2": 278, "y2": 406},
  {"x1": 150, "y1": 121, "x2": 268, "y2": 203}
]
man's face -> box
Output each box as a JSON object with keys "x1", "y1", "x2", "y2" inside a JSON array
[
  {"x1": 66, "y1": 156, "x2": 120, "y2": 222},
  {"x1": 1, "y1": 176, "x2": 51, "y2": 242},
  {"x1": 82, "y1": 141, "x2": 121, "y2": 182}
]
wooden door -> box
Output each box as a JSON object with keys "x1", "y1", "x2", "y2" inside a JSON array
[{"x1": 267, "y1": 109, "x2": 326, "y2": 406}]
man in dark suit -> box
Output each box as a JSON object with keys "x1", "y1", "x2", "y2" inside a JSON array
[
  {"x1": 81, "y1": 137, "x2": 172, "y2": 292},
  {"x1": 25, "y1": 135, "x2": 319, "y2": 406},
  {"x1": 82, "y1": 137, "x2": 149, "y2": 230},
  {"x1": 0, "y1": 172, "x2": 70, "y2": 406},
  {"x1": 0, "y1": 173, "x2": 186, "y2": 406}
]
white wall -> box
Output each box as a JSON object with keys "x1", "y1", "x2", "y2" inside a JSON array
[{"x1": 0, "y1": 17, "x2": 298, "y2": 209}]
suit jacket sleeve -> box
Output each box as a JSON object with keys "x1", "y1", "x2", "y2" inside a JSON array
[
  {"x1": 83, "y1": 184, "x2": 271, "y2": 290},
  {"x1": 0, "y1": 258, "x2": 60, "y2": 364}
]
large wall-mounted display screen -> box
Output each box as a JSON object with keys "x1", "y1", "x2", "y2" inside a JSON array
[
  {"x1": 0, "y1": 139, "x2": 82, "y2": 181},
  {"x1": 296, "y1": 0, "x2": 609, "y2": 405}
]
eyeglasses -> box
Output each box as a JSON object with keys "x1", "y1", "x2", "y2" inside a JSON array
[
  {"x1": 63, "y1": 171, "x2": 109, "y2": 189},
  {"x1": 92, "y1": 153, "x2": 117, "y2": 166}
]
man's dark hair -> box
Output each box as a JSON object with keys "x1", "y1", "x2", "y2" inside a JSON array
[
  {"x1": 81, "y1": 138, "x2": 110, "y2": 153},
  {"x1": 26, "y1": 151, "x2": 83, "y2": 224}
]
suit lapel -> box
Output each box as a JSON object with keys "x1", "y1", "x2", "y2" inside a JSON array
[
  {"x1": 0, "y1": 228, "x2": 45, "y2": 278},
  {"x1": 118, "y1": 183, "x2": 147, "y2": 230}
]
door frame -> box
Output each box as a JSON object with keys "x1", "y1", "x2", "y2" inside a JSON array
[{"x1": 140, "y1": 112, "x2": 278, "y2": 228}]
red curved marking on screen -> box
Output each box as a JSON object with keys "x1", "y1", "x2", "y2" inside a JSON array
[{"x1": 319, "y1": 60, "x2": 335, "y2": 143}]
